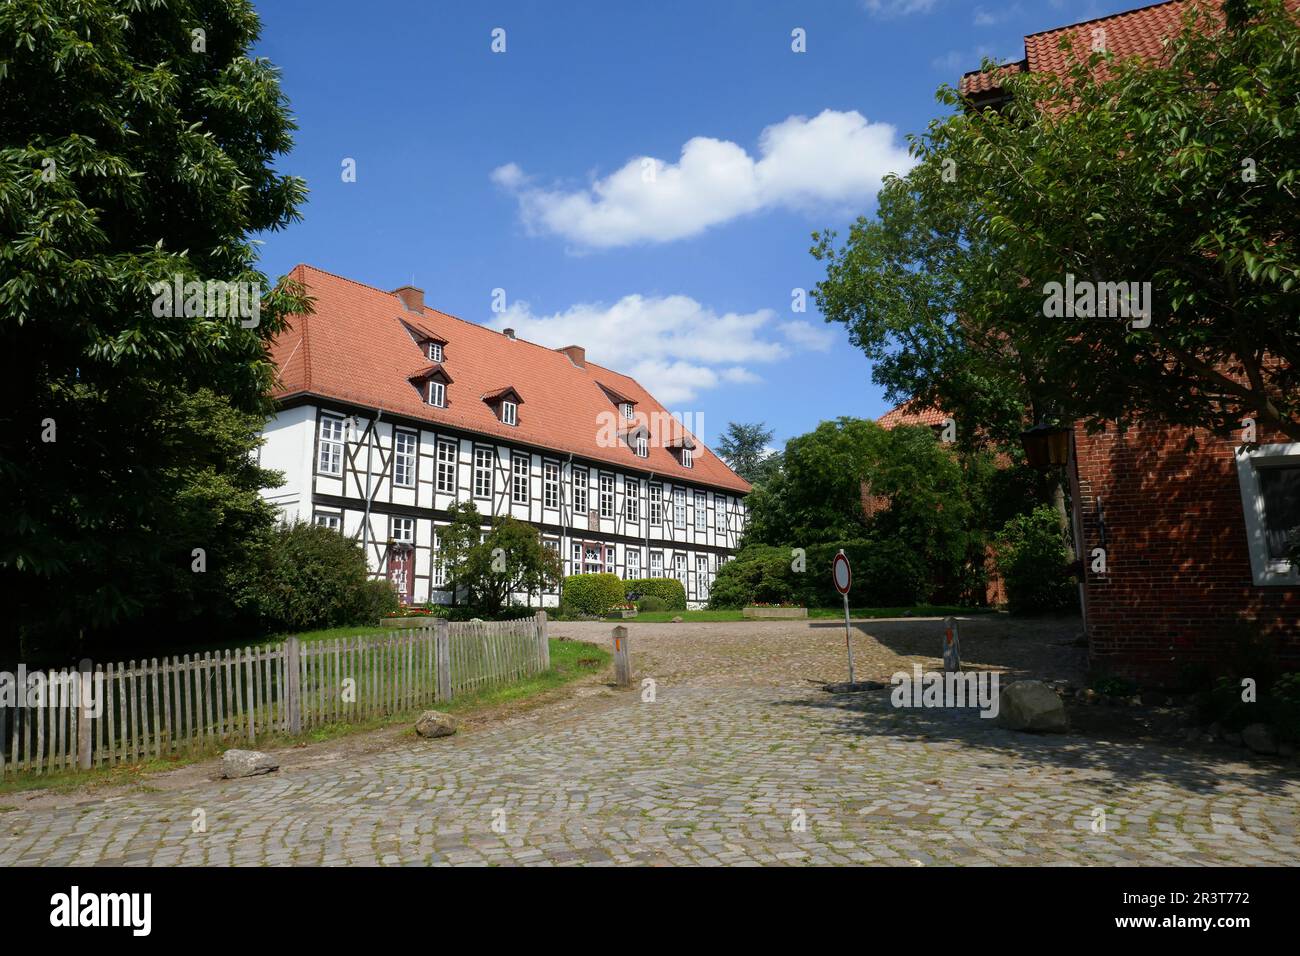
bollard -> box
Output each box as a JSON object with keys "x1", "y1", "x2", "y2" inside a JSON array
[
  {"x1": 943, "y1": 616, "x2": 961, "y2": 673},
  {"x1": 612, "y1": 625, "x2": 631, "y2": 686}
]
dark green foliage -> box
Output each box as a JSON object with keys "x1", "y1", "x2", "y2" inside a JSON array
[
  {"x1": 623, "y1": 578, "x2": 686, "y2": 611},
  {"x1": 993, "y1": 507, "x2": 1079, "y2": 615},
  {"x1": 801, "y1": 541, "x2": 928, "y2": 608},
  {"x1": 715, "y1": 422, "x2": 778, "y2": 484},
  {"x1": 562, "y1": 574, "x2": 625, "y2": 616},
  {"x1": 635, "y1": 595, "x2": 667, "y2": 613},
  {"x1": 706, "y1": 546, "x2": 798, "y2": 609},
  {"x1": 231, "y1": 521, "x2": 398, "y2": 633},
  {"x1": 0, "y1": 0, "x2": 309, "y2": 653}
]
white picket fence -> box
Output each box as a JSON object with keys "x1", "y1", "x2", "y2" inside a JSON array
[{"x1": 0, "y1": 614, "x2": 549, "y2": 777}]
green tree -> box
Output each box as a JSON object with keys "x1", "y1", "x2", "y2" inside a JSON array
[
  {"x1": 815, "y1": 0, "x2": 1299, "y2": 443},
  {"x1": 0, "y1": 0, "x2": 308, "y2": 652},
  {"x1": 716, "y1": 421, "x2": 777, "y2": 484},
  {"x1": 462, "y1": 516, "x2": 562, "y2": 614}
]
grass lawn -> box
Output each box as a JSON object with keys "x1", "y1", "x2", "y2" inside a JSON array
[
  {"x1": 619, "y1": 605, "x2": 992, "y2": 623},
  {"x1": 0, "y1": 637, "x2": 608, "y2": 798}
]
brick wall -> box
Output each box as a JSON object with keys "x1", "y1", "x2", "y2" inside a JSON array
[{"x1": 1073, "y1": 422, "x2": 1299, "y2": 686}]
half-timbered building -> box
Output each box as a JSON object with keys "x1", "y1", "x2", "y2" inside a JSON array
[{"x1": 257, "y1": 265, "x2": 752, "y2": 608}]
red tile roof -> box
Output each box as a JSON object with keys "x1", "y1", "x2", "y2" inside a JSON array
[
  {"x1": 877, "y1": 402, "x2": 947, "y2": 430},
  {"x1": 270, "y1": 265, "x2": 752, "y2": 495},
  {"x1": 960, "y1": 0, "x2": 1218, "y2": 97}
]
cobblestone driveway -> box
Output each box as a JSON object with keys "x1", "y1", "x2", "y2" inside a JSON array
[{"x1": 2, "y1": 617, "x2": 1296, "y2": 866}]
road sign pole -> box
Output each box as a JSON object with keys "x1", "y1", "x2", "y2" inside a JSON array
[{"x1": 842, "y1": 590, "x2": 855, "y2": 685}]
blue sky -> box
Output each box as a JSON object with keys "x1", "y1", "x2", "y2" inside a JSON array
[{"x1": 252, "y1": 0, "x2": 1139, "y2": 450}]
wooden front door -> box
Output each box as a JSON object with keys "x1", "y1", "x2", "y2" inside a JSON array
[{"x1": 388, "y1": 546, "x2": 414, "y2": 604}]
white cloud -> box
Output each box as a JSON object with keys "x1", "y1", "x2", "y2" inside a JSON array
[
  {"x1": 486, "y1": 294, "x2": 828, "y2": 404},
  {"x1": 780, "y1": 320, "x2": 835, "y2": 351},
  {"x1": 972, "y1": 3, "x2": 1023, "y2": 27},
  {"x1": 862, "y1": 0, "x2": 941, "y2": 16},
  {"x1": 492, "y1": 109, "x2": 914, "y2": 249}
]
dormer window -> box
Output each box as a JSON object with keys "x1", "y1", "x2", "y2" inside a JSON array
[
  {"x1": 482, "y1": 386, "x2": 523, "y2": 427},
  {"x1": 622, "y1": 403, "x2": 634, "y2": 421},
  {"x1": 636, "y1": 434, "x2": 648, "y2": 458},
  {"x1": 428, "y1": 380, "x2": 445, "y2": 408},
  {"x1": 682, "y1": 447, "x2": 693, "y2": 468},
  {"x1": 501, "y1": 400, "x2": 517, "y2": 426},
  {"x1": 427, "y1": 341, "x2": 443, "y2": 363}
]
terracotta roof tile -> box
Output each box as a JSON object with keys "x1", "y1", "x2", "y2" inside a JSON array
[
  {"x1": 959, "y1": 0, "x2": 1225, "y2": 97},
  {"x1": 270, "y1": 265, "x2": 751, "y2": 494},
  {"x1": 877, "y1": 401, "x2": 947, "y2": 430}
]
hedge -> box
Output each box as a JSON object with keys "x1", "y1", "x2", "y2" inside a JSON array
[
  {"x1": 624, "y1": 578, "x2": 687, "y2": 611},
  {"x1": 993, "y1": 506, "x2": 1078, "y2": 614},
  {"x1": 801, "y1": 540, "x2": 928, "y2": 608},
  {"x1": 562, "y1": 573, "x2": 625, "y2": 615}
]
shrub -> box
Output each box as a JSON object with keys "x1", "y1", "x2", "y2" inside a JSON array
[
  {"x1": 992, "y1": 506, "x2": 1079, "y2": 614},
  {"x1": 562, "y1": 573, "x2": 625, "y2": 615},
  {"x1": 624, "y1": 578, "x2": 687, "y2": 611},
  {"x1": 706, "y1": 546, "x2": 797, "y2": 608},
  {"x1": 234, "y1": 521, "x2": 397, "y2": 632},
  {"x1": 801, "y1": 540, "x2": 928, "y2": 608},
  {"x1": 636, "y1": 595, "x2": 667, "y2": 613}
]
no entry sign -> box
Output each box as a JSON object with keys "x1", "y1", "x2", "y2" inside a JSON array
[
  {"x1": 832, "y1": 551, "x2": 851, "y2": 595},
  {"x1": 834, "y1": 549, "x2": 854, "y2": 684}
]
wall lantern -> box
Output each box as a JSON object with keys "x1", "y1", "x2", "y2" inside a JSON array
[{"x1": 1019, "y1": 423, "x2": 1071, "y2": 468}]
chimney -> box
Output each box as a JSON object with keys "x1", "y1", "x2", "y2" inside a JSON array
[
  {"x1": 503, "y1": 328, "x2": 516, "y2": 340},
  {"x1": 558, "y1": 344, "x2": 585, "y2": 368},
  {"x1": 391, "y1": 285, "x2": 424, "y2": 313}
]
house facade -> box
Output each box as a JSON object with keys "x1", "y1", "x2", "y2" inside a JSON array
[
  {"x1": 258, "y1": 265, "x2": 751, "y2": 608},
  {"x1": 962, "y1": 0, "x2": 1300, "y2": 682}
]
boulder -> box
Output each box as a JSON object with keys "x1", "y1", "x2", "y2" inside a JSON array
[
  {"x1": 221, "y1": 749, "x2": 279, "y2": 779},
  {"x1": 997, "y1": 680, "x2": 1069, "y2": 733},
  {"x1": 414, "y1": 710, "x2": 458, "y2": 739},
  {"x1": 671, "y1": 616, "x2": 683, "y2": 623},
  {"x1": 1241, "y1": 723, "x2": 1278, "y2": 755}
]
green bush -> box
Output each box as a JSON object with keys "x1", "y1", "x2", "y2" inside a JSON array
[
  {"x1": 562, "y1": 573, "x2": 625, "y2": 615},
  {"x1": 992, "y1": 506, "x2": 1078, "y2": 614},
  {"x1": 636, "y1": 595, "x2": 668, "y2": 613},
  {"x1": 706, "y1": 546, "x2": 798, "y2": 608},
  {"x1": 624, "y1": 578, "x2": 687, "y2": 611},
  {"x1": 800, "y1": 540, "x2": 928, "y2": 608},
  {"x1": 234, "y1": 521, "x2": 398, "y2": 632}
]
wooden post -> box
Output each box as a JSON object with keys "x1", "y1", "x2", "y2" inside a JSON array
[
  {"x1": 612, "y1": 625, "x2": 631, "y2": 686},
  {"x1": 285, "y1": 636, "x2": 302, "y2": 734},
  {"x1": 77, "y1": 660, "x2": 93, "y2": 770},
  {"x1": 534, "y1": 610, "x2": 550, "y2": 670},
  {"x1": 943, "y1": 616, "x2": 961, "y2": 673},
  {"x1": 435, "y1": 618, "x2": 452, "y2": 703}
]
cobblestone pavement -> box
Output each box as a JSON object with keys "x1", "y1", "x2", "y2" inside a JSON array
[{"x1": 2, "y1": 617, "x2": 1296, "y2": 866}]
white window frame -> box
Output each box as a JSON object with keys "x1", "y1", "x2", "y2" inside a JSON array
[
  {"x1": 599, "y1": 473, "x2": 615, "y2": 519},
  {"x1": 650, "y1": 552, "x2": 663, "y2": 578},
  {"x1": 543, "y1": 461, "x2": 560, "y2": 509},
  {"x1": 694, "y1": 491, "x2": 707, "y2": 532},
  {"x1": 626, "y1": 549, "x2": 641, "y2": 580},
  {"x1": 511, "y1": 454, "x2": 530, "y2": 505},
  {"x1": 427, "y1": 341, "x2": 443, "y2": 363},
  {"x1": 501, "y1": 400, "x2": 518, "y2": 426},
  {"x1": 428, "y1": 380, "x2": 446, "y2": 408},
  {"x1": 636, "y1": 433, "x2": 648, "y2": 458},
  {"x1": 314, "y1": 512, "x2": 341, "y2": 531},
  {"x1": 673, "y1": 553, "x2": 687, "y2": 586},
  {"x1": 432, "y1": 530, "x2": 446, "y2": 587},
  {"x1": 391, "y1": 516, "x2": 415, "y2": 544},
  {"x1": 1235, "y1": 441, "x2": 1300, "y2": 586},
  {"x1": 473, "y1": 447, "x2": 494, "y2": 499},
  {"x1": 673, "y1": 488, "x2": 686, "y2": 527},
  {"x1": 393, "y1": 430, "x2": 417, "y2": 488},
  {"x1": 649, "y1": 484, "x2": 662, "y2": 525},
  {"x1": 622, "y1": 402, "x2": 633, "y2": 421},
  {"x1": 696, "y1": 555, "x2": 710, "y2": 598},
  {"x1": 318, "y1": 415, "x2": 346, "y2": 476},
  {"x1": 436, "y1": 440, "x2": 457, "y2": 493},
  {"x1": 573, "y1": 468, "x2": 589, "y2": 514},
  {"x1": 682, "y1": 447, "x2": 693, "y2": 468},
  {"x1": 625, "y1": 478, "x2": 640, "y2": 522}
]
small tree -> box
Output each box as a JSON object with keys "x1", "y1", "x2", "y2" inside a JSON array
[{"x1": 461, "y1": 517, "x2": 562, "y2": 614}]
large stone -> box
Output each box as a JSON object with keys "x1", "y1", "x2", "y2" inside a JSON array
[
  {"x1": 414, "y1": 710, "x2": 458, "y2": 739},
  {"x1": 1241, "y1": 723, "x2": 1278, "y2": 755},
  {"x1": 997, "y1": 680, "x2": 1069, "y2": 733},
  {"x1": 221, "y1": 749, "x2": 279, "y2": 779}
]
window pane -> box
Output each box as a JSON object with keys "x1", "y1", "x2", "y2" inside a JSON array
[{"x1": 1259, "y1": 465, "x2": 1300, "y2": 560}]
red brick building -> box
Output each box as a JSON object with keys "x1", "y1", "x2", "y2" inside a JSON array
[{"x1": 963, "y1": 0, "x2": 1300, "y2": 683}]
